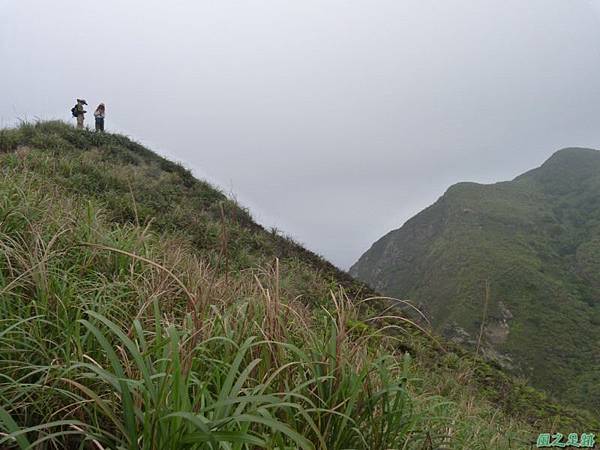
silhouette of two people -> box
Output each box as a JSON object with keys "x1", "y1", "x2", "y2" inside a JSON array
[{"x1": 72, "y1": 99, "x2": 105, "y2": 132}]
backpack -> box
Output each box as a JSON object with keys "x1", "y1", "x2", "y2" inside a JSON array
[{"x1": 71, "y1": 105, "x2": 78, "y2": 117}]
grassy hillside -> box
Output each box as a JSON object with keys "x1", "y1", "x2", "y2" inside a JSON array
[
  {"x1": 350, "y1": 147, "x2": 600, "y2": 413},
  {"x1": 0, "y1": 121, "x2": 595, "y2": 449}
]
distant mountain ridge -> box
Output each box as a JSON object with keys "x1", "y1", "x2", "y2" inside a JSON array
[{"x1": 351, "y1": 148, "x2": 600, "y2": 410}]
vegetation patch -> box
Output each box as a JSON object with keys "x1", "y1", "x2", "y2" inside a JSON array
[{"x1": 0, "y1": 122, "x2": 593, "y2": 448}]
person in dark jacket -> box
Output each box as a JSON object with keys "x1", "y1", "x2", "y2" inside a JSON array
[{"x1": 94, "y1": 103, "x2": 105, "y2": 132}]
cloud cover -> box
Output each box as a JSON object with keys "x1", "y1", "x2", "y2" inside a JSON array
[{"x1": 2, "y1": 0, "x2": 600, "y2": 268}]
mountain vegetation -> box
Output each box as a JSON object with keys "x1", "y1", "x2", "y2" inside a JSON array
[
  {"x1": 0, "y1": 121, "x2": 596, "y2": 449},
  {"x1": 351, "y1": 147, "x2": 600, "y2": 415}
]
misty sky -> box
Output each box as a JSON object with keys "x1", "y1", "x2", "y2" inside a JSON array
[{"x1": 3, "y1": 1, "x2": 600, "y2": 268}]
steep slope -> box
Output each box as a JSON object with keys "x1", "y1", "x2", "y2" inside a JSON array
[
  {"x1": 0, "y1": 122, "x2": 596, "y2": 448},
  {"x1": 351, "y1": 147, "x2": 600, "y2": 411}
]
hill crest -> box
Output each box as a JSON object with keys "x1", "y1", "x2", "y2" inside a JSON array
[{"x1": 351, "y1": 146, "x2": 600, "y2": 412}]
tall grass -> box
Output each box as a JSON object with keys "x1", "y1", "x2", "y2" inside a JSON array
[
  {"x1": 0, "y1": 168, "x2": 425, "y2": 449},
  {"x1": 0, "y1": 122, "x2": 539, "y2": 449}
]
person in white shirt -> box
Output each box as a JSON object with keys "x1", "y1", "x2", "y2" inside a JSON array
[{"x1": 94, "y1": 103, "x2": 106, "y2": 132}]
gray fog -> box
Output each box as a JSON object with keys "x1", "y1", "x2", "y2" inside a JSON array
[{"x1": 3, "y1": 0, "x2": 600, "y2": 269}]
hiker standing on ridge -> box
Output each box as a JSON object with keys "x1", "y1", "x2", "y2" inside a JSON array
[
  {"x1": 94, "y1": 103, "x2": 105, "y2": 132},
  {"x1": 71, "y1": 99, "x2": 87, "y2": 129}
]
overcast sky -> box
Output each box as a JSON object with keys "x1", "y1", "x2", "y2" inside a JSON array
[{"x1": 3, "y1": 1, "x2": 600, "y2": 269}]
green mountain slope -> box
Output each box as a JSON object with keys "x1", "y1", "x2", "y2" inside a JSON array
[
  {"x1": 0, "y1": 122, "x2": 596, "y2": 448},
  {"x1": 350, "y1": 147, "x2": 600, "y2": 412}
]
